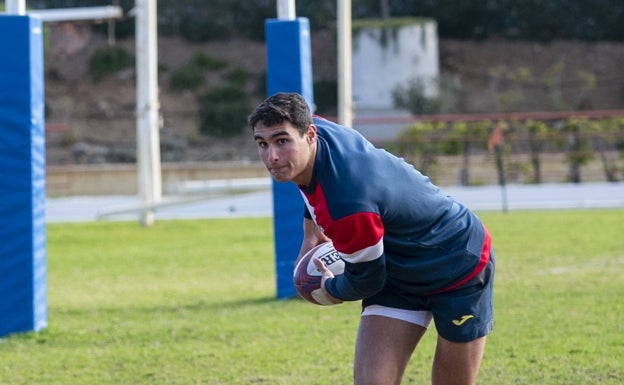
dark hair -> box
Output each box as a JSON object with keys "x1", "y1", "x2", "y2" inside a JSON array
[{"x1": 248, "y1": 92, "x2": 313, "y2": 134}]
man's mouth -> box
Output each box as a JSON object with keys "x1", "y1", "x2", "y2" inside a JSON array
[
  {"x1": 270, "y1": 165, "x2": 287, "y2": 173},
  {"x1": 270, "y1": 165, "x2": 290, "y2": 179}
]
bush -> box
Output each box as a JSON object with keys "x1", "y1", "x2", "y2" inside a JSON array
[
  {"x1": 88, "y1": 46, "x2": 133, "y2": 82},
  {"x1": 179, "y1": 12, "x2": 231, "y2": 42},
  {"x1": 169, "y1": 53, "x2": 228, "y2": 92},
  {"x1": 392, "y1": 78, "x2": 441, "y2": 115},
  {"x1": 226, "y1": 66, "x2": 250, "y2": 87},
  {"x1": 199, "y1": 86, "x2": 250, "y2": 138},
  {"x1": 192, "y1": 52, "x2": 227, "y2": 71},
  {"x1": 169, "y1": 63, "x2": 205, "y2": 91},
  {"x1": 35, "y1": 0, "x2": 624, "y2": 42}
]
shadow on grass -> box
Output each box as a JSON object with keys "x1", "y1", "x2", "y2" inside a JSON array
[
  {"x1": 53, "y1": 294, "x2": 295, "y2": 319},
  {"x1": 7, "y1": 296, "x2": 298, "y2": 344}
]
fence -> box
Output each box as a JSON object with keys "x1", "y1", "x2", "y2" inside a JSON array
[{"x1": 365, "y1": 109, "x2": 624, "y2": 186}]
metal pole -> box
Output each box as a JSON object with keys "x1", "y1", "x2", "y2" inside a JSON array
[
  {"x1": 495, "y1": 146, "x2": 509, "y2": 213},
  {"x1": 27, "y1": 6, "x2": 123, "y2": 22},
  {"x1": 337, "y1": 0, "x2": 353, "y2": 127},
  {"x1": 276, "y1": 0, "x2": 296, "y2": 20},
  {"x1": 5, "y1": 0, "x2": 26, "y2": 15},
  {"x1": 135, "y1": 0, "x2": 162, "y2": 226}
]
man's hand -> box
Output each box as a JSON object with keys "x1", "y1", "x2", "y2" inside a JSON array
[
  {"x1": 296, "y1": 218, "x2": 332, "y2": 265},
  {"x1": 312, "y1": 258, "x2": 343, "y2": 305}
]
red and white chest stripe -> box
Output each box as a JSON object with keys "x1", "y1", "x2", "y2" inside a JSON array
[{"x1": 300, "y1": 188, "x2": 384, "y2": 264}]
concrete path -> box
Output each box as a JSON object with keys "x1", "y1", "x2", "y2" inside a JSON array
[{"x1": 46, "y1": 182, "x2": 624, "y2": 223}]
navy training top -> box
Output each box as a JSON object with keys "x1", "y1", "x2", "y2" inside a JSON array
[{"x1": 300, "y1": 116, "x2": 490, "y2": 301}]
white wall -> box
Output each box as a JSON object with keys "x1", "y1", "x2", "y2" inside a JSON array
[{"x1": 352, "y1": 20, "x2": 439, "y2": 111}]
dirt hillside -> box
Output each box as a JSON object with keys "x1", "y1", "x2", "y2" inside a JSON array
[{"x1": 44, "y1": 32, "x2": 624, "y2": 165}]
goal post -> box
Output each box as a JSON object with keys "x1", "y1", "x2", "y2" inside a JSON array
[
  {"x1": 0, "y1": 14, "x2": 47, "y2": 337},
  {"x1": 265, "y1": 16, "x2": 314, "y2": 299}
]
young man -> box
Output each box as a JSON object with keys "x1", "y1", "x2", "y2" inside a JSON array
[{"x1": 248, "y1": 92, "x2": 495, "y2": 385}]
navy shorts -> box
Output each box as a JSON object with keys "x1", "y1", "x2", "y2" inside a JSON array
[{"x1": 362, "y1": 251, "x2": 495, "y2": 343}]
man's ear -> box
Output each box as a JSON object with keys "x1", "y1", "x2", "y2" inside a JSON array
[{"x1": 306, "y1": 124, "x2": 317, "y2": 143}]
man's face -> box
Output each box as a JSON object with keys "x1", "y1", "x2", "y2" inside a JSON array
[{"x1": 253, "y1": 121, "x2": 316, "y2": 186}]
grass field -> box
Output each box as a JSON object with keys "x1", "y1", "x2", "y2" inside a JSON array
[{"x1": 1, "y1": 210, "x2": 623, "y2": 384}]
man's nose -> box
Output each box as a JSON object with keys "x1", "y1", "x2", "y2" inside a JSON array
[{"x1": 267, "y1": 145, "x2": 279, "y2": 161}]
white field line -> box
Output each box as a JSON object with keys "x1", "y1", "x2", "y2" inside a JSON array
[{"x1": 536, "y1": 257, "x2": 624, "y2": 275}]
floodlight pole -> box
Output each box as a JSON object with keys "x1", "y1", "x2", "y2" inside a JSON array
[
  {"x1": 135, "y1": 0, "x2": 162, "y2": 227},
  {"x1": 337, "y1": 0, "x2": 353, "y2": 127},
  {"x1": 5, "y1": 0, "x2": 26, "y2": 15}
]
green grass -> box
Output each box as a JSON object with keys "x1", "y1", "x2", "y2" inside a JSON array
[{"x1": 1, "y1": 210, "x2": 623, "y2": 384}]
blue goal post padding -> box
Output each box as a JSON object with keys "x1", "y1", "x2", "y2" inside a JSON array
[
  {"x1": 0, "y1": 15, "x2": 47, "y2": 337},
  {"x1": 265, "y1": 18, "x2": 314, "y2": 299}
]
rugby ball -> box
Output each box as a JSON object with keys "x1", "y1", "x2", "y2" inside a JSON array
[{"x1": 293, "y1": 242, "x2": 345, "y2": 305}]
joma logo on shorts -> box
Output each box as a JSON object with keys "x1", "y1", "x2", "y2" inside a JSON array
[{"x1": 452, "y1": 315, "x2": 474, "y2": 326}]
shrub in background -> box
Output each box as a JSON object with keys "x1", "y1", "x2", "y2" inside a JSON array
[
  {"x1": 88, "y1": 46, "x2": 133, "y2": 82},
  {"x1": 199, "y1": 86, "x2": 249, "y2": 138},
  {"x1": 392, "y1": 78, "x2": 441, "y2": 115},
  {"x1": 169, "y1": 53, "x2": 228, "y2": 92},
  {"x1": 169, "y1": 63, "x2": 205, "y2": 92},
  {"x1": 192, "y1": 52, "x2": 227, "y2": 71},
  {"x1": 226, "y1": 66, "x2": 250, "y2": 87}
]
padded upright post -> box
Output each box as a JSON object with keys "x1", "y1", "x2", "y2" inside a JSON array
[
  {"x1": 265, "y1": 18, "x2": 314, "y2": 299},
  {"x1": 0, "y1": 15, "x2": 47, "y2": 337}
]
